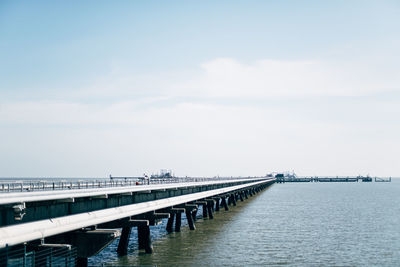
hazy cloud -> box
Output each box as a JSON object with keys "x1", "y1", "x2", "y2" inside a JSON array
[
  {"x1": 1, "y1": 58, "x2": 399, "y2": 177},
  {"x1": 67, "y1": 57, "x2": 400, "y2": 102}
]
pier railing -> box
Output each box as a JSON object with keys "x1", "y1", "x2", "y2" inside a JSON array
[
  {"x1": 0, "y1": 176, "x2": 263, "y2": 193},
  {"x1": 0, "y1": 243, "x2": 77, "y2": 266}
]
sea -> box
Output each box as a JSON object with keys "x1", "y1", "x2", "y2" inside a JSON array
[{"x1": 89, "y1": 179, "x2": 400, "y2": 266}]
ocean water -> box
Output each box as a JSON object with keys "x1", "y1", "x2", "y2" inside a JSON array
[{"x1": 92, "y1": 180, "x2": 400, "y2": 266}]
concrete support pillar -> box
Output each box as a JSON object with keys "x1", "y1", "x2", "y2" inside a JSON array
[
  {"x1": 249, "y1": 189, "x2": 253, "y2": 196},
  {"x1": 244, "y1": 190, "x2": 248, "y2": 199},
  {"x1": 137, "y1": 224, "x2": 153, "y2": 254},
  {"x1": 221, "y1": 197, "x2": 229, "y2": 211},
  {"x1": 214, "y1": 198, "x2": 220, "y2": 211},
  {"x1": 231, "y1": 194, "x2": 237, "y2": 206},
  {"x1": 239, "y1": 192, "x2": 244, "y2": 202},
  {"x1": 175, "y1": 212, "x2": 182, "y2": 232},
  {"x1": 185, "y1": 210, "x2": 196, "y2": 230},
  {"x1": 117, "y1": 226, "x2": 131, "y2": 256},
  {"x1": 77, "y1": 257, "x2": 88, "y2": 267},
  {"x1": 202, "y1": 203, "x2": 208, "y2": 218},
  {"x1": 166, "y1": 213, "x2": 175, "y2": 233},
  {"x1": 184, "y1": 204, "x2": 197, "y2": 230},
  {"x1": 207, "y1": 204, "x2": 214, "y2": 219},
  {"x1": 227, "y1": 195, "x2": 232, "y2": 205},
  {"x1": 137, "y1": 224, "x2": 146, "y2": 250},
  {"x1": 206, "y1": 200, "x2": 215, "y2": 219}
]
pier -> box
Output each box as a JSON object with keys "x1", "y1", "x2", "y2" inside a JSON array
[
  {"x1": 375, "y1": 177, "x2": 392, "y2": 182},
  {"x1": 0, "y1": 177, "x2": 275, "y2": 266},
  {"x1": 275, "y1": 176, "x2": 384, "y2": 183}
]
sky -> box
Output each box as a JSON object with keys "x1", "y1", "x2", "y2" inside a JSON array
[{"x1": 0, "y1": 0, "x2": 399, "y2": 178}]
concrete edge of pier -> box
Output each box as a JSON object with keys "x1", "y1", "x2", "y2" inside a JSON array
[{"x1": 0, "y1": 178, "x2": 275, "y2": 249}]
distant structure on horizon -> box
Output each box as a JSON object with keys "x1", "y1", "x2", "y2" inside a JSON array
[
  {"x1": 151, "y1": 169, "x2": 174, "y2": 179},
  {"x1": 266, "y1": 171, "x2": 297, "y2": 179}
]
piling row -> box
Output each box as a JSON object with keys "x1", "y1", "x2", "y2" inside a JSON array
[{"x1": 114, "y1": 181, "x2": 273, "y2": 261}]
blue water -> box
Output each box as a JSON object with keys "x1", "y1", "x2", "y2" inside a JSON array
[{"x1": 92, "y1": 180, "x2": 400, "y2": 266}]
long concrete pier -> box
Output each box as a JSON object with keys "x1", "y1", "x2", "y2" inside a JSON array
[{"x1": 0, "y1": 177, "x2": 275, "y2": 266}]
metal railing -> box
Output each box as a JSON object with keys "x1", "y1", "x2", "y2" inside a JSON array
[
  {"x1": 0, "y1": 245, "x2": 77, "y2": 267},
  {"x1": 0, "y1": 176, "x2": 263, "y2": 193}
]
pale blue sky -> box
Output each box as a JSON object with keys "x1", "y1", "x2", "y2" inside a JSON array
[{"x1": 0, "y1": 1, "x2": 399, "y2": 177}]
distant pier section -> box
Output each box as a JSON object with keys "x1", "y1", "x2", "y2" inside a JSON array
[{"x1": 275, "y1": 174, "x2": 392, "y2": 183}]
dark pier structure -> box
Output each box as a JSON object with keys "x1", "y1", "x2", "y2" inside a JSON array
[{"x1": 276, "y1": 175, "x2": 379, "y2": 183}]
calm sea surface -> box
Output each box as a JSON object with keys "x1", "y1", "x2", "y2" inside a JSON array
[{"x1": 90, "y1": 180, "x2": 400, "y2": 266}]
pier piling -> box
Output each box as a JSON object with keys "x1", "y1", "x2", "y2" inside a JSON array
[
  {"x1": 175, "y1": 212, "x2": 182, "y2": 232},
  {"x1": 202, "y1": 203, "x2": 208, "y2": 218},
  {"x1": 231, "y1": 194, "x2": 237, "y2": 206},
  {"x1": 137, "y1": 224, "x2": 153, "y2": 253},
  {"x1": 186, "y1": 210, "x2": 196, "y2": 230},
  {"x1": 221, "y1": 197, "x2": 229, "y2": 211},
  {"x1": 117, "y1": 226, "x2": 132, "y2": 256},
  {"x1": 213, "y1": 197, "x2": 220, "y2": 211},
  {"x1": 166, "y1": 213, "x2": 175, "y2": 233},
  {"x1": 206, "y1": 199, "x2": 215, "y2": 219}
]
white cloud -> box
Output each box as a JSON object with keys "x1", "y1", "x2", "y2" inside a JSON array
[
  {"x1": 69, "y1": 57, "x2": 400, "y2": 101},
  {"x1": 1, "y1": 98, "x2": 399, "y2": 177},
  {"x1": 0, "y1": 57, "x2": 399, "y2": 177},
  {"x1": 181, "y1": 58, "x2": 399, "y2": 97}
]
